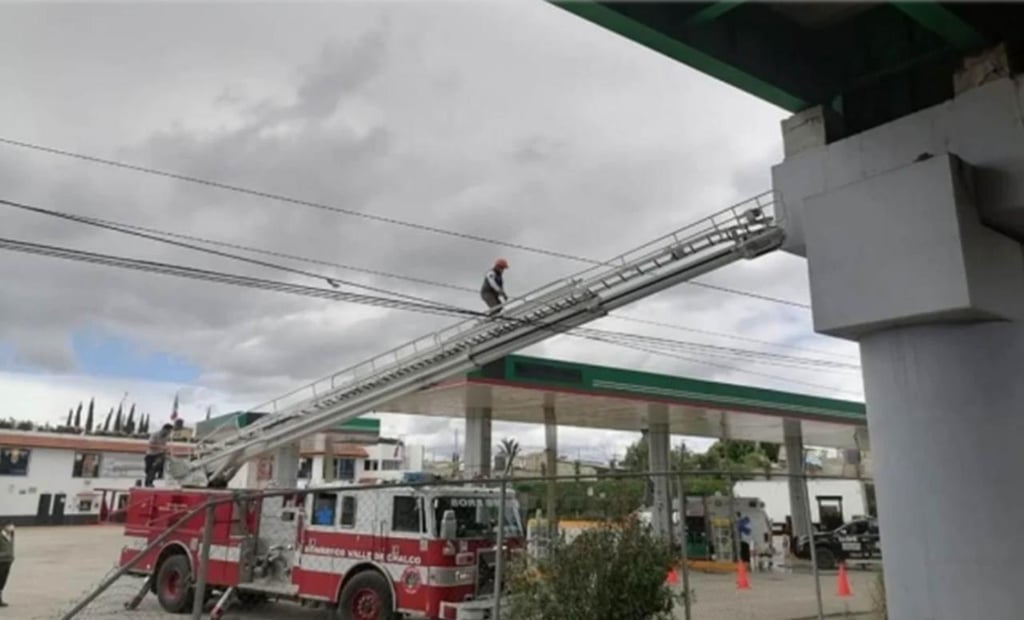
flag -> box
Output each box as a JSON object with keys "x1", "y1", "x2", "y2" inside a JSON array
[{"x1": 171, "y1": 393, "x2": 179, "y2": 421}]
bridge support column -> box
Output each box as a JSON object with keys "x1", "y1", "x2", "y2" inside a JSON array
[
  {"x1": 773, "y1": 73, "x2": 1024, "y2": 619},
  {"x1": 273, "y1": 443, "x2": 300, "y2": 488},
  {"x1": 464, "y1": 407, "x2": 492, "y2": 478},
  {"x1": 783, "y1": 419, "x2": 811, "y2": 541},
  {"x1": 647, "y1": 404, "x2": 674, "y2": 545},
  {"x1": 543, "y1": 405, "x2": 558, "y2": 534}
]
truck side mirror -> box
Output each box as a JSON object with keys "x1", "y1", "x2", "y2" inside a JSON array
[{"x1": 441, "y1": 509, "x2": 457, "y2": 540}]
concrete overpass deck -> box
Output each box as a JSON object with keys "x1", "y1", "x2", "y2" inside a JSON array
[{"x1": 382, "y1": 354, "x2": 866, "y2": 449}]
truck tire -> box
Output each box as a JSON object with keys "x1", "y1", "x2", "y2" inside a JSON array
[
  {"x1": 156, "y1": 554, "x2": 195, "y2": 613},
  {"x1": 337, "y1": 570, "x2": 395, "y2": 620},
  {"x1": 815, "y1": 547, "x2": 837, "y2": 571}
]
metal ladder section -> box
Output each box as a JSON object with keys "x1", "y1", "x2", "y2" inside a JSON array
[{"x1": 179, "y1": 191, "x2": 785, "y2": 486}]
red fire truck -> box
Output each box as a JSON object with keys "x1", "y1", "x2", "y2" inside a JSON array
[
  {"x1": 119, "y1": 484, "x2": 523, "y2": 619},
  {"x1": 111, "y1": 200, "x2": 781, "y2": 618}
]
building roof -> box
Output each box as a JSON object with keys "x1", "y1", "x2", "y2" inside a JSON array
[
  {"x1": 382, "y1": 354, "x2": 867, "y2": 449},
  {"x1": 554, "y1": 2, "x2": 1024, "y2": 137},
  {"x1": 0, "y1": 430, "x2": 192, "y2": 456}
]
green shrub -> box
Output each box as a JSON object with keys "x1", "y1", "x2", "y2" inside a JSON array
[{"x1": 506, "y1": 517, "x2": 677, "y2": 620}]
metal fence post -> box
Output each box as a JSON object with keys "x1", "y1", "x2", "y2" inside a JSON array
[
  {"x1": 800, "y1": 473, "x2": 825, "y2": 620},
  {"x1": 60, "y1": 499, "x2": 217, "y2": 620},
  {"x1": 493, "y1": 478, "x2": 508, "y2": 620},
  {"x1": 192, "y1": 502, "x2": 216, "y2": 619},
  {"x1": 676, "y1": 471, "x2": 693, "y2": 620}
]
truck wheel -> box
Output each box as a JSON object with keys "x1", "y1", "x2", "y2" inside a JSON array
[
  {"x1": 156, "y1": 554, "x2": 195, "y2": 614},
  {"x1": 814, "y1": 547, "x2": 837, "y2": 571},
  {"x1": 337, "y1": 571, "x2": 395, "y2": 620}
]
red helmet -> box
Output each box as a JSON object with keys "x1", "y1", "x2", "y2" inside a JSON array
[{"x1": 494, "y1": 258, "x2": 509, "y2": 269}]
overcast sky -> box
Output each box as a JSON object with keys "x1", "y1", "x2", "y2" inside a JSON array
[{"x1": 0, "y1": 1, "x2": 862, "y2": 463}]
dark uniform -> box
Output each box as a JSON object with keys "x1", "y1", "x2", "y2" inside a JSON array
[
  {"x1": 145, "y1": 427, "x2": 172, "y2": 487},
  {"x1": 481, "y1": 268, "x2": 506, "y2": 315},
  {"x1": 0, "y1": 523, "x2": 13, "y2": 607}
]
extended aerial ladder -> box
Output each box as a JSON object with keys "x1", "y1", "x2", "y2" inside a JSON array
[{"x1": 173, "y1": 192, "x2": 785, "y2": 487}]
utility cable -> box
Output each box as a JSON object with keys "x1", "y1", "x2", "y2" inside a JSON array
[
  {"x1": 0, "y1": 136, "x2": 809, "y2": 309},
  {"x1": 572, "y1": 332, "x2": 863, "y2": 397},
  {"x1": 0, "y1": 198, "x2": 464, "y2": 311},
  {"x1": 2, "y1": 197, "x2": 840, "y2": 361},
  {"x1": 0, "y1": 236, "x2": 860, "y2": 394},
  {"x1": 4, "y1": 198, "x2": 853, "y2": 378}
]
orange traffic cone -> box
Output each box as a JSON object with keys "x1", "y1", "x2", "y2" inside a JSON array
[
  {"x1": 836, "y1": 562, "x2": 852, "y2": 597},
  {"x1": 735, "y1": 561, "x2": 750, "y2": 590},
  {"x1": 665, "y1": 567, "x2": 680, "y2": 585}
]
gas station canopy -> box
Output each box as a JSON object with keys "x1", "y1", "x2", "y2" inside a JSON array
[{"x1": 382, "y1": 354, "x2": 866, "y2": 449}]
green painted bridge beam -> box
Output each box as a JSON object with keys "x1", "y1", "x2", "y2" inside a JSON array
[
  {"x1": 551, "y1": 1, "x2": 808, "y2": 112},
  {"x1": 891, "y1": 2, "x2": 987, "y2": 51},
  {"x1": 686, "y1": 1, "x2": 746, "y2": 26}
]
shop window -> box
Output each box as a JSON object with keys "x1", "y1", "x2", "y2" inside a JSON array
[
  {"x1": 0, "y1": 447, "x2": 30, "y2": 476},
  {"x1": 72, "y1": 452, "x2": 102, "y2": 478},
  {"x1": 297, "y1": 458, "x2": 312, "y2": 480}
]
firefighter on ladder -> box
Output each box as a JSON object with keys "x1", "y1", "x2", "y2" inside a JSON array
[{"x1": 481, "y1": 258, "x2": 509, "y2": 315}]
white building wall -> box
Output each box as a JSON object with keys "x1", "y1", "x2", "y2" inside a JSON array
[
  {"x1": 734, "y1": 479, "x2": 868, "y2": 527},
  {"x1": 0, "y1": 447, "x2": 146, "y2": 521}
]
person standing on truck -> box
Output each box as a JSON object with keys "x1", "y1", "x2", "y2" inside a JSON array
[
  {"x1": 144, "y1": 424, "x2": 174, "y2": 487},
  {"x1": 481, "y1": 258, "x2": 509, "y2": 315},
  {"x1": 0, "y1": 522, "x2": 14, "y2": 608}
]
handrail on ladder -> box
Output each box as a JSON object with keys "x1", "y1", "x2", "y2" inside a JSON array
[{"x1": 185, "y1": 191, "x2": 782, "y2": 480}]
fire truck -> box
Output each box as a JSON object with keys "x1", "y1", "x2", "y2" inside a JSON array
[
  {"x1": 110, "y1": 198, "x2": 783, "y2": 619},
  {"x1": 120, "y1": 484, "x2": 522, "y2": 619}
]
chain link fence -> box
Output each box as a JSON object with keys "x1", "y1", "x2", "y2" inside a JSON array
[{"x1": 44, "y1": 470, "x2": 880, "y2": 620}]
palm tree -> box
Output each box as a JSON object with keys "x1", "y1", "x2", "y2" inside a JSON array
[{"x1": 496, "y1": 438, "x2": 521, "y2": 477}]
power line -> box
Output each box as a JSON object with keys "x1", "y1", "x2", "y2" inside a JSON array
[
  {"x1": 2, "y1": 196, "x2": 835, "y2": 362},
  {"x1": 602, "y1": 314, "x2": 858, "y2": 362},
  {"x1": 0, "y1": 236, "x2": 475, "y2": 318},
  {"x1": 0, "y1": 236, "x2": 858, "y2": 394},
  {"x1": 573, "y1": 327, "x2": 860, "y2": 372},
  {"x1": 0, "y1": 136, "x2": 809, "y2": 309},
  {"x1": 0, "y1": 198, "x2": 469, "y2": 312},
  {"x1": 574, "y1": 332, "x2": 863, "y2": 397}
]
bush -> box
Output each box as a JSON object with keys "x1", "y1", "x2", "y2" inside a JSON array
[{"x1": 506, "y1": 517, "x2": 677, "y2": 620}]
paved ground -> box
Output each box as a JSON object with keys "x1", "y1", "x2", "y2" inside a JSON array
[{"x1": 10, "y1": 525, "x2": 879, "y2": 619}]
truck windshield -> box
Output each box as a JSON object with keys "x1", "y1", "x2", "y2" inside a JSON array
[{"x1": 432, "y1": 495, "x2": 522, "y2": 539}]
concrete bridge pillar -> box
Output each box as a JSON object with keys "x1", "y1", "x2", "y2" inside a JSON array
[{"x1": 773, "y1": 65, "x2": 1024, "y2": 619}]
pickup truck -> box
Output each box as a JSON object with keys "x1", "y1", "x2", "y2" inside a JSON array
[{"x1": 795, "y1": 517, "x2": 881, "y2": 569}]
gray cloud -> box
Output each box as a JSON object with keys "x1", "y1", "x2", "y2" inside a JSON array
[{"x1": 0, "y1": 2, "x2": 858, "y2": 456}]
